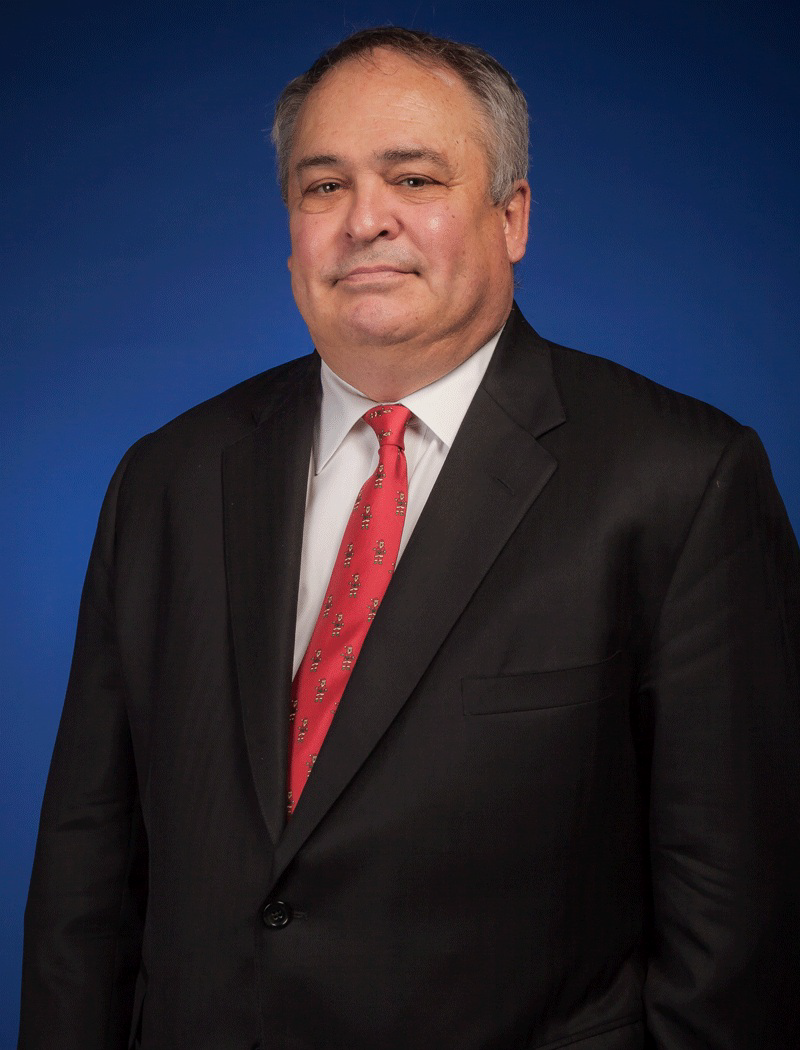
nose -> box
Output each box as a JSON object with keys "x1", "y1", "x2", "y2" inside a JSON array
[{"x1": 343, "y1": 178, "x2": 400, "y2": 243}]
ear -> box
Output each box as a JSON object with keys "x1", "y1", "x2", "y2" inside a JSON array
[{"x1": 502, "y1": 180, "x2": 530, "y2": 264}]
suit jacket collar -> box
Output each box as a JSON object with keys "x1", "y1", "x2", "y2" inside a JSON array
[
  {"x1": 223, "y1": 305, "x2": 566, "y2": 870},
  {"x1": 482, "y1": 302, "x2": 566, "y2": 439}
]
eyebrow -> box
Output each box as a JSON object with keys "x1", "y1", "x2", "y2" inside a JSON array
[
  {"x1": 377, "y1": 147, "x2": 450, "y2": 169},
  {"x1": 293, "y1": 147, "x2": 452, "y2": 175},
  {"x1": 294, "y1": 154, "x2": 340, "y2": 174}
]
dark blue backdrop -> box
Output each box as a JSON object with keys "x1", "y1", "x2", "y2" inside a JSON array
[{"x1": 2, "y1": 1, "x2": 797, "y2": 1041}]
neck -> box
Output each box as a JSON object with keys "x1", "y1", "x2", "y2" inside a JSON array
[{"x1": 314, "y1": 314, "x2": 510, "y2": 402}]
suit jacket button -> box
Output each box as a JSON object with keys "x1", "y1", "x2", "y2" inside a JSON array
[{"x1": 262, "y1": 900, "x2": 292, "y2": 928}]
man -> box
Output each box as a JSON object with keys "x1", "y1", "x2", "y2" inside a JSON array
[{"x1": 19, "y1": 26, "x2": 800, "y2": 1050}]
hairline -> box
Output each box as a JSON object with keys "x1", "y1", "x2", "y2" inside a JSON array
[
  {"x1": 272, "y1": 30, "x2": 529, "y2": 209},
  {"x1": 290, "y1": 48, "x2": 498, "y2": 199}
]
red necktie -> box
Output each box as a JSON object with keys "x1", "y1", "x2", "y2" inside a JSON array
[{"x1": 287, "y1": 404, "x2": 412, "y2": 816}]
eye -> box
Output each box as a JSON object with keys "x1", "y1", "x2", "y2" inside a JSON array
[
  {"x1": 398, "y1": 176, "x2": 433, "y2": 188},
  {"x1": 307, "y1": 181, "x2": 341, "y2": 195}
]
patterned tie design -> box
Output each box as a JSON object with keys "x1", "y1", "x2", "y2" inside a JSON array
[{"x1": 287, "y1": 404, "x2": 412, "y2": 816}]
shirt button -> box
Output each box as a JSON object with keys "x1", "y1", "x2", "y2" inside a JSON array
[{"x1": 262, "y1": 900, "x2": 292, "y2": 928}]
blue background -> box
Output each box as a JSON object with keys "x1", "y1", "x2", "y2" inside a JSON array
[{"x1": 2, "y1": 1, "x2": 797, "y2": 1041}]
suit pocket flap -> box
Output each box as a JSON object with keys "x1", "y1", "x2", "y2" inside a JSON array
[{"x1": 462, "y1": 651, "x2": 627, "y2": 715}]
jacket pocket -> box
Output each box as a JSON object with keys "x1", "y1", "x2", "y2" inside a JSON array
[
  {"x1": 462, "y1": 650, "x2": 627, "y2": 716},
  {"x1": 532, "y1": 1013, "x2": 644, "y2": 1049}
]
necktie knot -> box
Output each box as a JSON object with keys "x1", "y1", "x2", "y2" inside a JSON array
[{"x1": 364, "y1": 404, "x2": 412, "y2": 450}]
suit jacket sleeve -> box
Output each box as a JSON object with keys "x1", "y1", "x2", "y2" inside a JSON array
[
  {"x1": 641, "y1": 426, "x2": 800, "y2": 1047},
  {"x1": 19, "y1": 447, "x2": 147, "y2": 1050}
]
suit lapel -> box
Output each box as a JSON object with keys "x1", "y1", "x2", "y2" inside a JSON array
[
  {"x1": 223, "y1": 356, "x2": 319, "y2": 847},
  {"x1": 273, "y1": 308, "x2": 566, "y2": 881}
]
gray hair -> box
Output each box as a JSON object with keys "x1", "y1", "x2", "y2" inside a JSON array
[{"x1": 271, "y1": 26, "x2": 529, "y2": 207}]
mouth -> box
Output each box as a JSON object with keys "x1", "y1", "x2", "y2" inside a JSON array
[{"x1": 337, "y1": 266, "x2": 416, "y2": 285}]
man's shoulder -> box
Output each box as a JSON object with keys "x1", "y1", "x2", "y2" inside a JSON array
[
  {"x1": 527, "y1": 322, "x2": 745, "y2": 463},
  {"x1": 554, "y1": 338, "x2": 736, "y2": 422},
  {"x1": 150, "y1": 352, "x2": 318, "y2": 445},
  {"x1": 117, "y1": 352, "x2": 319, "y2": 486},
  {"x1": 501, "y1": 306, "x2": 756, "y2": 509}
]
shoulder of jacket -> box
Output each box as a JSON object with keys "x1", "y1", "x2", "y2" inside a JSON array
[
  {"x1": 542, "y1": 335, "x2": 745, "y2": 464},
  {"x1": 110, "y1": 353, "x2": 318, "y2": 495}
]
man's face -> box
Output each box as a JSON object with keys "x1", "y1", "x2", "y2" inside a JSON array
[{"x1": 286, "y1": 48, "x2": 529, "y2": 394}]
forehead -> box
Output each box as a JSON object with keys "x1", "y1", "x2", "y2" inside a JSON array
[{"x1": 291, "y1": 48, "x2": 487, "y2": 157}]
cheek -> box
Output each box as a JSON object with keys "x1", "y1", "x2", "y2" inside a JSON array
[
  {"x1": 289, "y1": 220, "x2": 334, "y2": 280},
  {"x1": 415, "y1": 212, "x2": 472, "y2": 274},
  {"x1": 423, "y1": 213, "x2": 444, "y2": 235}
]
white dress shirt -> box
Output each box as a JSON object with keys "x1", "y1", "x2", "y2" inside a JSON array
[{"x1": 292, "y1": 331, "x2": 502, "y2": 674}]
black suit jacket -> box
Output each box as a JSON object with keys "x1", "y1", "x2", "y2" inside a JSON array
[{"x1": 20, "y1": 306, "x2": 800, "y2": 1049}]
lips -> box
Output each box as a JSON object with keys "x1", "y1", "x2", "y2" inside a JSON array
[
  {"x1": 330, "y1": 257, "x2": 420, "y2": 285},
  {"x1": 340, "y1": 265, "x2": 412, "y2": 281}
]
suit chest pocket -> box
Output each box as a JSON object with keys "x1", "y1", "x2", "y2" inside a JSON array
[{"x1": 462, "y1": 650, "x2": 628, "y2": 716}]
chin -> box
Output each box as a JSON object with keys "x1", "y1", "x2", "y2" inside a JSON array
[{"x1": 340, "y1": 298, "x2": 422, "y2": 347}]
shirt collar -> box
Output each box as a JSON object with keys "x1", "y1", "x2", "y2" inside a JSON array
[{"x1": 314, "y1": 328, "x2": 503, "y2": 474}]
